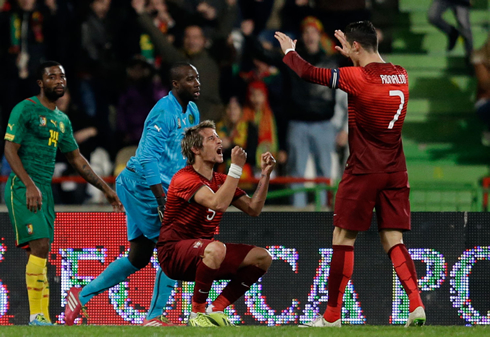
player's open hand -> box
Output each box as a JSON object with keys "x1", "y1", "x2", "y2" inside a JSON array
[
  {"x1": 274, "y1": 31, "x2": 297, "y2": 55},
  {"x1": 260, "y1": 152, "x2": 276, "y2": 176},
  {"x1": 104, "y1": 190, "x2": 124, "y2": 212},
  {"x1": 26, "y1": 184, "x2": 42, "y2": 213},
  {"x1": 334, "y1": 30, "x2": 352, "y2": 58},
  {"x1": 231, "y1": 146, "x2": 247, "y2": 168}
]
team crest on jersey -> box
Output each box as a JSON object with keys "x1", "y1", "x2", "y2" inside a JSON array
[
  {"x1": 26, "y1": 224, "x2": 33, "y2": 235},
  {"x1": 39, "y1": 116, "x2": 47, "y2": 126},
  {"x1": 189, "y1": 114, "x2": 195, "y2": 124},
  {"x1": 60, "y1": 121, "x2": 65, "y2": 133},
  {"x1": 193, "y1": 240, "x2": 203, "y2": 249},
  {"x1": 177, "y1": 118, "x2": 181, "y2": 129}
]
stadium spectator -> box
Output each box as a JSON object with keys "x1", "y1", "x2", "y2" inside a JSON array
[
  {"x1": 472, "y1": 32, "x2": 490, "y2": 145},
  {"x1": 275, "y1": 21, "x2": 426, "y2": 327},
  {"x1": 156, "y1": 120, "x2": 275, "y2": 327},
  {"x1": 284, "y1": 17, "x2": 347, "y2": 208},
  {"x1": 4, "y1": 60, "x2": 122, "y2": 326},
  {"x1": 313, "y1": 0, "x2": 371, "y2": 40},
  {"x1": 242, "y1": 81, "x2": 279, "y2": 176},
  {"x1": 428, "y1": 0, "x2": 473, "y2": 60},
  {"x1": 131, "y1": 0, "x2": 237, "y2": 121},
  {"x1": 76, "y1": 0, "x2": 124, "y2": 156},
  {"x1": 116, "y1": 58, "x2": 168, "y2": 148},
  {"x1": 123, "y1": 0, "x2": 187, "y2": 70},
  {"x1": 216, "y1": 96, "x2": 258, "y2": 179},
  {"x1": 240, "y1": 17, "x2": 347, "y2": 206},
  {"x1": 280, "y1": 0, "x2": 315, "y2": 38},
  {"x1": 0, "y1": 0, "x2": 65, "y2": 151},
  {"x1": 239, "y1": 0, "x2": 274, "y2": 36},
  {"x1": 64, "y1": 62, "x2": 201, "y2": 327}
]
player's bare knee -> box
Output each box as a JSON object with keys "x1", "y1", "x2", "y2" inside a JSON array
[
  {"x1": 204, "y1": 241, "x2": 226, "y2": 263},
  {"x1": 379, "y1": 230, "x2": 404, "y2": 253},
  {"x1": 253, "y1": 247, "x2": 272, "y2": 270},
  {"x1": 29, "y1": 239, "x2": 50, "y2": 258}
]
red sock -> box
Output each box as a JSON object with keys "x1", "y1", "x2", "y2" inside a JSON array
[
  {"x1": 213, "y1": 265, "x2": 266, "y2": 311},
  {"x1": 389, "y1": 243, "x2": 424, "y2": 312},
  {"x1": 192, "y1": 261, "x2": 218, "y2": 313},
  {"x1": 323, "y1": 245, "x2": 354, "y2": 323},
  {"x1": 211, "y1": 296, "x2": 231, "y2": 312}
]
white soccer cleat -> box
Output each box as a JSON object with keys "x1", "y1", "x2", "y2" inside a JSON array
[
  {"x1": 299, "y1": 316, "x2": 341, "y2": 327},
  {"x1": 405, "y1": 306, "x2": 426, "y2": 327}
]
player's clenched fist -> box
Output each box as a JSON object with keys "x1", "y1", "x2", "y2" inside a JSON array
[
  {"x1": 260, "y1": 152, "x2": 276, "y2": 176},
  {"x1": 230, "y1": 146, "x2": 247, "y2": 167}
]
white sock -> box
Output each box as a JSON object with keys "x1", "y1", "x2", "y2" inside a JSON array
[{"x1": 30, "y1": 313, "x2": 41, "y2": 321}]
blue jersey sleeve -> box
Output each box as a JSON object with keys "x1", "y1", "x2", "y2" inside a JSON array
[{"x1": 139, "y1": 104, "x2": 176, "y2": 187}]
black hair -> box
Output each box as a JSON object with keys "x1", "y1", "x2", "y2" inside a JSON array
[
  {"x1": 169, "y1": 62, "x2": 194, "y2": 82},
  {"x1": 344, "y1": 21, "x2": 378, "y2": 52},
  {"x1": 36, "y1": 61, "x2": 62, "y2": 81}
]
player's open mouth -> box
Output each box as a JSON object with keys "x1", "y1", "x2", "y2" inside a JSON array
[{"x1": 217, "y1": 148, "x2": 222, "y2": 155}]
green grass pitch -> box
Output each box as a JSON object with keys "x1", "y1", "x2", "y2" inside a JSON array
[{"x1": 0, "y1": 325, "x2": 489, "y2": 337}]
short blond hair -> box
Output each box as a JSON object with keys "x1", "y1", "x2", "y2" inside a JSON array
[{"x1": 181, "y1": 120, "x2": 216, "y2": 165}]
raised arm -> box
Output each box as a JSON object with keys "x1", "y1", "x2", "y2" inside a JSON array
[
  {"x1": 132, "y1": 0, "x2": 184, "y2": 64},
  {"x1": 64, "y1": 149, "x2": 123, "y2": 211},
  {"x1": 274, "y1": 31, "x2": 334, "y2": 87},
  {"x1": 213, "y1": 0, "x2": 238, "y2": 40},
  {"x1": 232, "y1": 152, "x2": 276, "y2": 217},
  {"x1": 193, "y1": 146, "x2": 247, "y2": 212},
  {"x1": 4, "y1": 141, "x2": 42, "y2": 212}
]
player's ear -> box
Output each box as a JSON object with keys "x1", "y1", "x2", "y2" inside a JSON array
[
  {"x1": 37, "y1": 79, "x2": 43, "y2": 89},
  {"x1": 352, "y1": 41, "x2": 361, "y2": 53},
  {"x1": 191, "y1": 146, "x2": 200, "y2": 155}
]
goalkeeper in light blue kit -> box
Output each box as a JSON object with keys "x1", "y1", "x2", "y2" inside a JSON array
[{"x1": 65, "y1": 62, "x2": 201, "y2": 326}]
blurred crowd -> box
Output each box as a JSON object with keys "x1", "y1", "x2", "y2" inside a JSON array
[{"x1": 0, "y1": 0, "x2": 392, "y2": 206}]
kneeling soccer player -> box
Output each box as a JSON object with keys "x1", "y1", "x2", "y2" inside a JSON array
[{"x1": 156, "y1": 120, "x2": 275, "y2": 326}]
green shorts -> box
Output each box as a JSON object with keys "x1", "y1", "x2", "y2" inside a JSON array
[{"x1": 5, "y1": 175, "x2": 55, "y2": 247}]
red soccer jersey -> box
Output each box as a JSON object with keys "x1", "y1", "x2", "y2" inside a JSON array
[
  {"x1": 157, "y1": 165, "x2": 247, "y2": 244},
  {"x1": 284, "y1": 52, "x2": 408, "y2": 174}
]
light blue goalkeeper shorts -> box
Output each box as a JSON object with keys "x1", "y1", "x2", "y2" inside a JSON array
[{"x1": 116, "y1": 168, "x2": 165, "y2": 242}]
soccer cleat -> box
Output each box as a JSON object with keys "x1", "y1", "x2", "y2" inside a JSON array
[
  {"x1": 205, "y1": 305, "x2": 235, "y2": 326},
  {"x1": 141, "y1": 315, "x2": 174, "y2": 326},
  {"x1": 405, "y1": 306, "x2": 426, "y2": 327},
  {"x1": 64, "y1": 287, "x2": 88, "y2": 326},
  {"x1": 187, "y1": 312, "x2": 218, "y2": 327},
  {"x1": 29, "y1": 313, "x2": 54, "y2": 326},
  {"x1": 299, "y1": 316, "x2": 341, "y2": 327}
]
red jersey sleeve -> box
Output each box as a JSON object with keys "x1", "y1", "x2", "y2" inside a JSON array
[
  {"x1": 283, "y1": 51, "x2": 364, "y2": 95},
  {"x1": 172, "y1": 171, "x2": 206, "y2": 202}
]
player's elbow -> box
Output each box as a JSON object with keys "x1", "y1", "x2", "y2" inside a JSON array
[
  {"x1": 212, "y1": 201, "x2": 229, "y2": 213},
  {"x1": 247, "y1": 208, "x2": 262, "y2": 217}
]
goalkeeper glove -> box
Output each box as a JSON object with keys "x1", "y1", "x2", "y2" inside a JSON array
[{"x1": 156, "y1": 195, "x2": 167, "y2": 223}]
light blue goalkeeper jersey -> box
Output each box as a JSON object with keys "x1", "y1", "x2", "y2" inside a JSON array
[{"x1": 126, "y1": 91, "x2": 200, "y2": 191}]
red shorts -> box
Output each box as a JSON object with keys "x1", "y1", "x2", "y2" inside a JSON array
[
  {"x1": 158, "y1": 239, "x2": 255, "y2": 281},
  {"x1": 333, "y1": 171, "x2": 411, "y2": 232}
]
